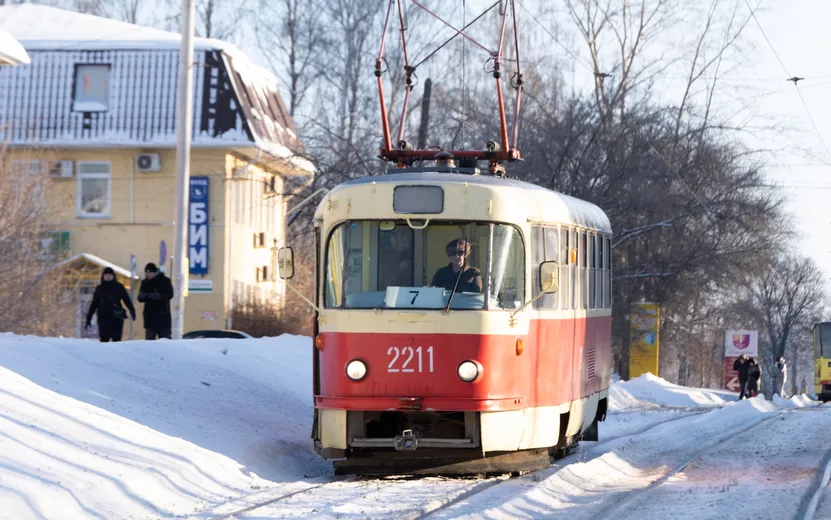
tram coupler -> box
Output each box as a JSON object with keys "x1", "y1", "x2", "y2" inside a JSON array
[{"x1": 394, "y1": 429, "x2": 418, "y2": 451}]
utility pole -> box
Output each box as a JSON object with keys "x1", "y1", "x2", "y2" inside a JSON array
[{"x1": 172, "y1": 0, "x2": 196, "y2": 340}]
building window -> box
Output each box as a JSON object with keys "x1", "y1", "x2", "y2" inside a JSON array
[
  {"x1": 76, "y1": 161, "x2": 111, "y2": 218},
  {"x1": 73, "y1": 64, "x2": 111, "y2": 112}
]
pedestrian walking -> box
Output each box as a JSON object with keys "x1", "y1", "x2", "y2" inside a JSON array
[
  {"x1": 733, "y1": 354, "x2": 750, "y2": 400},
  {"x1": 137, "y1": 263, "x2": 174, "y2": 340},
  {"x1": 774, "y1": 356, "x2": 788, "y2": 398},
  {"x1": 746, "y1": 357, "x2": 762, "y2": 398},
  {"x1": 85, "y1": 267, "x2": 136, "y2": 342}
]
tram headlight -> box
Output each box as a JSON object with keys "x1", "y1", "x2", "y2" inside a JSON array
[
  {"x1": 345, "y1": 360, "x2": 367, "y2": 381},
  {"x1": 457, "y1": 360, "x2": 481, "y2": 382}
]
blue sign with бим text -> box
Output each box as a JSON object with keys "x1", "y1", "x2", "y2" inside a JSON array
[{"x1": 189, "y1": 177, "x2": 209, "y2": 275}]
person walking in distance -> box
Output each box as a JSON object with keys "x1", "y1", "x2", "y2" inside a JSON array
[
  {"x1": 774, "y1": 356, "x2": 788, "y2": 398},
  {"x1": 732, "y1": 354, "x2": 750, "y2": 400},
  {"x1": 85, "y1": 267, "x2": 136, "y2": 342},
  {"x1": 746, "y1": 357, "x2": 762, "y2": 398},
  {"x1": 138, "y1": 263, "x2": 174, "y2": 339}
]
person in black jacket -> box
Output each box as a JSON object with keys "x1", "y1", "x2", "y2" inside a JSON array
[
  {"x1": 137, "y1": 262, "x2": 174, "y2": 340},
  {"x1": 733, "y1": 354, "x2": 750, "y2": 400},
  {"x1": 746, "y1": 358, "x2": 762, "y2": 398},
  {"x1": 85, "y1": 267, "x2": 136, "y2": 342}
]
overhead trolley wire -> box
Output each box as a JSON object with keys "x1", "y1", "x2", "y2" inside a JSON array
[
  {"x1": 743, "y1": 0, "x2": 831, "y2": 162},
  {"x1": 516, "y1": 0, "x2": 595, "y2": 75}
]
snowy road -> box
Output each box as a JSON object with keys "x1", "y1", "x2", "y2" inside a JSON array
[{"x1": 0, "y1": 333, "x2": 827, "y2": 520}]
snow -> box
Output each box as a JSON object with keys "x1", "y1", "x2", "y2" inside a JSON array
[
  {"x1": 0, "y1": 336, "x2": 827, "y2": 519},
  {"x1": 0, "y1": 28, "x2": 29, "y2": 65},
  {"x1": 610, "y1": 372, "x2": 735, "y2": 410},
  {"x1": 0, "y1": 333, "x2": 328, "y2": 519},
  {"x1": 0, "y1": 4, "x2": 219, "y2": 52}
]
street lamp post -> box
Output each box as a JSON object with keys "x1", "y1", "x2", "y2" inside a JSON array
[{"x1": 172, "y1": 0, "x2": 196, "y2": 339}]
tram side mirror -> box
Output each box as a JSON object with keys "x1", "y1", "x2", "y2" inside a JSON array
[
  {"x1": 278, "y1": 247, "x2": 295, "y2": 280},
  {"x1": 539, "y1": 261, "x2": 559, "y2": 294}
]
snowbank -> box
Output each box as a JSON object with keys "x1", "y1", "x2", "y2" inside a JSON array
[
  {"x1": 0, "y1": 333, "x2": 329, "y2": 519},
  {"x1": 609, "y1": 372, "x2": 735, "y2": 410}
]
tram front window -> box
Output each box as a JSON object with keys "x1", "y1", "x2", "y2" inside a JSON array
[
  {"x1": 818, "y1": 323, "x2": 831, "y2": 357},
  {"x1": 325, "y1": 221, "x2": 525, "y2": 310}
]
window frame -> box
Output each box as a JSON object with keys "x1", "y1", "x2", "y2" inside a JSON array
[
  {"x1": 72, "y1": 64, "x2": 112, "y2": 113},
  {"x1": 76, "y1": 161, "x2": 112, "y2": 219},
  {"x1": 323, "y1": 219, "x2": 526, "y2": 311}
]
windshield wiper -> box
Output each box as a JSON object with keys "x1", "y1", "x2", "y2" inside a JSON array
[{"x1": 444, "y1": 267, "x2": 465, "y2": 312}]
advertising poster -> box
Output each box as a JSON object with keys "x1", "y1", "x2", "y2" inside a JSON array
[{"x1": 629, "y1": 303, "x2": 660, "y2": 379}]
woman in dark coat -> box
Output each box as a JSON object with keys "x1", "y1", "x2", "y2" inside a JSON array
[
  {"x1": 85, "y1": 267, "x2": 136, "y2": 342},
  {"x1": 746, "y1": 358, "x2": 762, "y2": 398}
]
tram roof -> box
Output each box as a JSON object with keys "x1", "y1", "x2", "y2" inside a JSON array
[{"x1": 316, "y1": 172, "x2": 612, "y2": 233}]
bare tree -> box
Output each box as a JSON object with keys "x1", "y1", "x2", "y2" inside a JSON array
[
  {"x1": 747, "y1": 256, "x2": 827, "y2": 394},
  {"x1": 196, "y1": 0, "x2": 246, "y2": 41},
  {"x1": 255, "y1": 0, "x2": 324, "y2": 118},
  {"x1": 0, "y1": 144, "x2": 65, "y2": 332}
]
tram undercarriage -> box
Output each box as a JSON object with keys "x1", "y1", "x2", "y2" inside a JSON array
[{"x1": 315, "y1": 396, "x2": 607, "y2": 476}]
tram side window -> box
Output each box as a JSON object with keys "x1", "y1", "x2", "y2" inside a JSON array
[
  {"x1": 571, "y1": 229, "x2": 578, "y2": 310},
  {"x1": 560, "y1": 227, "x2": 570, "y2": 310},
  {"x1": 579, "y1": 231, "x2": 587, "y2": 310},
  {"x1": 597, "y1": 233, "x2": 604, "y2": 309},
  {"x1": 588, "y1": 233, "x2": 596, "y2": 309},
  {"x1": 603, "y1": 236, "x2": 612, "y2": 309},
  {"x1": 532, "y1": 226, "x2": 560, "y2": 309}
]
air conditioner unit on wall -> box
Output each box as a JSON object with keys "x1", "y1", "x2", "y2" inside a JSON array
[
  {"x1": 48, "y1": 160, "x2": 73, "y2": 179},
  {"x1": 136, "y1": 153, "x2": 161, "y2": 172}
]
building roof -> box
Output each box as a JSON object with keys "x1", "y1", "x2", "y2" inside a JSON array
[
  {"x1": 0, "y1": 29, "x2": 30, "y2": 65},
  {"x1": 44, "y1": 253, "x2": 139, "y2": 280},
  {"x1": 0, "y1": 4, "x2": 313, "y2": 173},
  {"x1": 0, "y1": 4, "x2": 229, "y2": 53}
]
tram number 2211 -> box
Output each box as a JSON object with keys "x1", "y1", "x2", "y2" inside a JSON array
[{"x1": 387, "y1": 346, "x2": 434, "y2": 373}]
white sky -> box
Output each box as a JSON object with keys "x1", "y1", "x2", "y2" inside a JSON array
[{"x1": 739, "y1": 1, "x2": 831, "y2": 282}]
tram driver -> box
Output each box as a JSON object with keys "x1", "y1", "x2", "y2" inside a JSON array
[{"x1": 430, "y1": 239, "x2": 483, "y2": 293}]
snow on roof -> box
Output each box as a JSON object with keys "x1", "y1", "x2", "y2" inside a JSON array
[
  {"x1": 0, "y1": 5, "x2": 275, "y2": 80},
  {"x1": 0, "y1": 4, "x2": 217, "y2": 51},
  {"x1": 44, "y1": 253, "x2": 139, "y2": 280},
  {"x1": 0, "y1": 28, "x2": 30, "y2": 65}
]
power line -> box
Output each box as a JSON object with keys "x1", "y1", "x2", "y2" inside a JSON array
[
  {"x1": 516, "y1": 0, "x2": 594, "y2": 74},
  {"x1": 743, "y1": 0, "x2": 831, "y2": 162},
  {"x1": 743, "y1": 0, "x2": 791, "y2": 77}
]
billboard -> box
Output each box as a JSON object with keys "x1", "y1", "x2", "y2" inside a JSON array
[
  {"x1": 724, "y1": 330, "x2": 758, "y2": 392},
  {"x1": 188, "y1": 177, "x2": 210, "y2": 275},
  {"x1": 629, "y1": 303, "x2": 660, "y2": 379}
]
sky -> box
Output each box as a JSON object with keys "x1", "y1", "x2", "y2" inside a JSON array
[{"x1": 739, "y1": 1, "x2": 831, "y2": 282}]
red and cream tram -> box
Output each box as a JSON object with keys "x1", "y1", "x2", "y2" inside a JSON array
[{"x1": 285, "y1": 164, "x2": 613, "y2": 475}]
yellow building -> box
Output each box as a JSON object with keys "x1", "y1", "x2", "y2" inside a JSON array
[{"x1": 0, "y1": 5, "x2": 312, "y2": 338}]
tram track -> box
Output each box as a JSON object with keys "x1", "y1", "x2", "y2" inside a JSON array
[
  {"x1": 588, "y1": 410, "x2": 787, "y2": 520},
  {"x1": 798, "y1": 408, "x2": 831, "y2": 520},
  {"x1": 191, "y1": 406, "x2": 727, "y2": 519},
  {"x1": 407, "y1": 408, "x2": 717, "y2": 520}
]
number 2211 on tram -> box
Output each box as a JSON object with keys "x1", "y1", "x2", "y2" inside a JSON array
[{"x1": 284, "y1": 168, "x2": 613, "y2": 475}]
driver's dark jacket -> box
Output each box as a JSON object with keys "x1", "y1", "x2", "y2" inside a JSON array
[{"x1": 431, "y1": 264, "x2": 482, "y2": 293}]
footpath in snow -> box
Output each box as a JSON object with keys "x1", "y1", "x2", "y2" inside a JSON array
[{"x1": 0, "y1": 333, "x2": 827, "y2": 519}]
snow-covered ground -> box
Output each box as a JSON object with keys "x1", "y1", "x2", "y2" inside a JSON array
[{"x1": 0, "y1": 332, "x2": 828, "y2": 519}]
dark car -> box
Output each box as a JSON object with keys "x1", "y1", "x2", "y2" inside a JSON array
[{"x1": 182, "y1": 329, "x2": 253, "y2": 339}]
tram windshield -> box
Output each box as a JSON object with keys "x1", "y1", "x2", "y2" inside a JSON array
[
  {"x1": 325, "y1": 220, "x2": 525, "y2": 310},
  {"x1": 816, "y1": 323, "x2": 831, "y2": 357}
]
